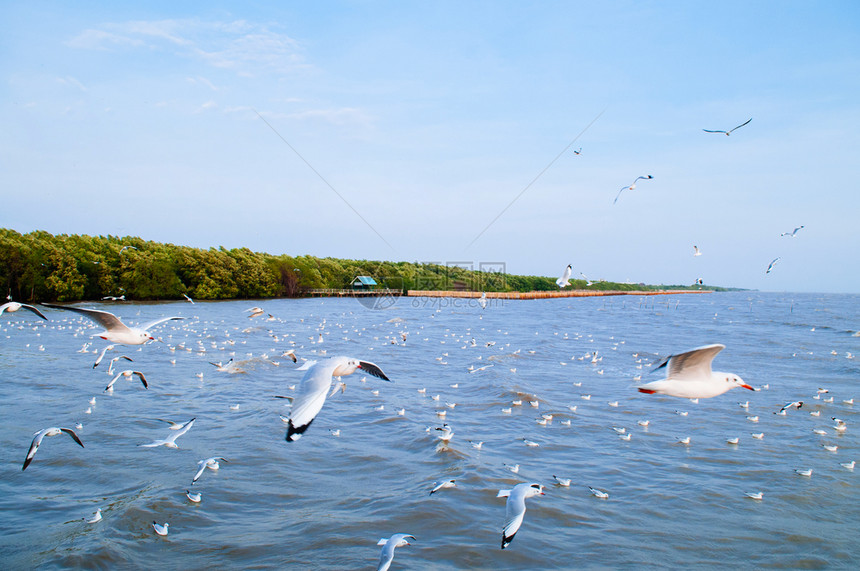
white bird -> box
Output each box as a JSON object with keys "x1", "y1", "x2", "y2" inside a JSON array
[
  {"x1": 841, "y1": 460, "x2": 855, "y2": 470},
  {"x1": 552, "y1": 475, "x2": 571, "y2": 487},
  {"x1": 285, "y1": 357, "x2": 390, "y2": 442},
  {"x1": 246, "y1": 307, "x2": 264, "y2": 318},
  {"x1": 376, "y1": 533, "x2": 415, "y2": 571},
  {"x1": 429, "y1": 479, "x2": 456, "y2": 495},
  {"x1": 613, "y1": 175, "x2": 653, "y2": 205},
  {"x1": 745, "y1": 491, "x2": 764, "y2": 500},
  {"x1": 105, "y1": 370, "x2": 148, "y2": 392},
  {"x1": 41, "y1": 304, "x2": 184, "y2": 345},
  {"x1": 182, "y1": 293, "x2": 194, "y2": 304},
  {"x1": 780, "y1": 225, "x2": 804, "y2": 237},
  {"x1": 637, "y1": 344, "x2": 753, "y2": 399},
  {"x1": 152, "y1": 521, "x2": 169, "y2": 536},
  {"x1": 185, "y1": 490, "x2": 202, "y2": 503},
  {"x1": 693, "y1": 245, "x2": 703, "y2": 257},
  {"x1": 766, "y1": 257, "x2": 780, "y2": 274},
  {"x1": 192, "y1": 456, "x2": 228, "y2": 484},
  {"x1": 794, "y1": 468, "x2": 813, "y2": 477},
  {"x1": 139, "y1": 417, "x2": 195, "y2": 448},
  {"x1": 588, "y1": 486, "x2": 609, "y2": 499},
  {"x1": 556, "y1": 265, "x2": 573, "y2": 288},
  {"x1": 0, "y1": 301, "x2": 47, "y2": 320},
  {"x1": 498, "y1": 483, "x2": 545, "y2": 549},
  {"x1": 22, "y1": 427, "x2": 84, "y2": 470},
  {"x1": 777, "y1": 401, "x2": 803, "y2": 414},
  {"x1": 703, "y1": 118, "x2": 752, "y2": 136},
  {"x1": 86, "y1": 508, "x2": 102, "y2": 523},
  {"x1": 436, "y1": 424, "x2": 454, "y2": 442}
]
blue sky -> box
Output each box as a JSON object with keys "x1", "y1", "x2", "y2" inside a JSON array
[{"x1": 2, "y1": 1, "x2": 858, "y2": 293}]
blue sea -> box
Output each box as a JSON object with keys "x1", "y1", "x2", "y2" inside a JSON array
[{"x1": 1, "y1": 292, "x2": 857, "y2": 569}]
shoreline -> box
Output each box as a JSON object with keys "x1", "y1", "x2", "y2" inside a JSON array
[{"x1": 406, "y1": 289, "x2": 712, "y2": 300}]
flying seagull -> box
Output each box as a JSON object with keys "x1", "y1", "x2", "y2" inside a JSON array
[
  {"x1": 376, "y1": 534, "x2": 416, "y2": 571},
  {"x1": 693, "y1": 245, "x2": 703, "y2": 257},
  {"x1": 139, "y1": 417, "x2": 195, "y2": 448},
  {"x1": 703, "y1": 118, "x2": 752, "y2": 136},
  {"x1": 22, "y1": 427, "x2": 84, "y2": 470},
  {"x1": 556, "y1": 265, "x2": 572, "y2": 288},
  {"x1": 0, "y1": 301, "x2": 47, "y2": 320},
  {"x1": 105, "y1": 370, "x2": 148, "y2": 392},
  {"x1": 285, "y1": 356, "x2": 391, "y2": 442},
  {"x1": 614, "y1": 175, "x2": 653, "y2": 205},
  {"x1": 766, "y1": 257, "x2": 780, "y2": 274},
  {"x1": 41, "y1": 304, "x2": 184, "y2": 345},
  {"x1": 498, "y1": 483, "x2": 545, "y2": 549},
  {"x1": 637, "y1": 344, "x2": 753, "y2": 399},
  {"x1": 192, "y1": 456, "x2": 228, "y2": 484},
  {"x1": 780, "y1": 225, "x2": 804, "y2": 237}
]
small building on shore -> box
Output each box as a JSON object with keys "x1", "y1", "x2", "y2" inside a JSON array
[{"x1": 351, "y1": 276, "x2": 378, "y2": 290}]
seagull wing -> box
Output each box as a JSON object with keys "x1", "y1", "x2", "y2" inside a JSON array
[
  {"x1": 729, "y1": 118, "x2": 752, "y2": 133},
  {"x1": 133, "y1": 371, "x2": 148, "y2": 388},
  {"x1": 21, "y1": 304, "x2": 48, "y2": 320},
  {"x1": 173, "y1": 418, "x2": 196, "y2": 438},
  {"x1": 286, "y1": 362, "x2": 335, "y2": 441},
  {"x1": 60, "y1": 428, "x2": 85, "y2": 448},
  {"x1": 139, "y1": 316, "x2": 185, "y2": 332},
  {"x1": 702, "y1": 129, "x2": 727, "y2": 134},
  {"x1": 41, "y1": 304, "x2": 129, "y2": 332},
  {"x1": 657, "y1": 344, "x2": 725, "y2": 380},
  {"x1": 613, "y1": 186, "x2": 628, "y2": 204},
  {"x1": 22, "y1": 429, "x2": 48, "y2": 470},
  {"x1": 358, "y1": 360, "x2": 391, "y2": 381},
  {"x1": 501, "y1": 488, "x2": 528, "y2": 549},
  {"x1": 192, "y1": 461, "x2": 208, "y2": 483}
]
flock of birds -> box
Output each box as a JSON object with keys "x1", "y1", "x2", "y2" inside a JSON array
[
  {"x1": 591, "y1": 118, "x2": 805, "y2": 280},
  {"x1": 5, "y1": 291, "x2": 856, "y2": 569}
]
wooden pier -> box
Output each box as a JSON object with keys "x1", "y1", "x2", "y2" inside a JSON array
[{"x1": 406, "y1": 289, "x2": 711, "y2": 300}]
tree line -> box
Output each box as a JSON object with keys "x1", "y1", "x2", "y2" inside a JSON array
[{"x1": 0, "y1": 228, "x2": 702, "y2": 302}]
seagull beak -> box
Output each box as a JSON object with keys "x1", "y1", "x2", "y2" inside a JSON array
[{"x1": 741, "y1": 384, "x2": 754, "y2": 391}]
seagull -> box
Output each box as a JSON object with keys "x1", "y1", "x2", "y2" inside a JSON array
[
  {"x1": 498, "y1": 483, "x2": 545, "y2": 549},
  {"x1": 285, "y1": 356, "x2": 390, "y2": 442},
  {"x1": 693, "y1": 245, "x2": 703, "y2": 257},
  {"x1": 556, "y1": 265, "x2": 572, "y2": 289},
  {"x1": 637, "y1": 344, "x2": 753, "y2": 398},
  {"x1": 745, "y1": 491, "x2": 764, "y2": 500},
  {"x1": 552, "y1": 475, "x2": 571, "y2": 487},
  {"x1": 777, "y1": 401, "x2": 803, "y2": 413},
  {"x1": 139, "y1": 417, "x2": 195, "y2": 448},
  {"x1": 429, "y1": 479, "x2": 456, "y2": 495},
  {"x1": 106, "y1": 355, "x2": 133, "y2": 375},
  {"x1": 841, "y1": 460, "x2": 855, "y2": 470},
  {"x1": 794, "y1": 468, "x2": 813, "y2": 477},
  {"x1": 86, "y1": 508, "x2": 102, "y2": 523},
  {"x1": 0, "y1": 301, "x2": 47, "y2": 320},
  {"x1": 703, "y1": 118, "x2": 752, "y2": 136},
  {"x1": 245, "y1": 307, "x2": 265, "y2": 318},
  {"x1": 40, "y1": 304, "x2": 184, "y2": 345},
  {"x1": 613, "y1": 175, "x2": 653, "y2": 205},
  {"x1": 152, "y1": 521, "x2": 169, "y2": 536},
  {"x1": 376, "y1": 533, "x2": 415, "y2": 571},
  {"x1": 22, "y1": 427, "x2": 84, "y2": 470},
  {"x1": 780, "y1": 225, "x2": 805, "y2": 237},
  {"x1": 185, "y1": 490, "x2": 202, "y2": 503},
  {"x1": 588, "y1": 486, "x2": 609, "y2": 499},
  {"x1": 192, "y1": 456, "x2": 228, "y2": 484},
  {"x1": 766, "y1": 257, "x2": 780, "y2": 274},
  {"x1": 105, "y1": 370, "x2": 148, "y2": 392},
  {"x1": 436, "y1": 424, "x2": 454, "y2": 442},
  {"x1": 182, "y1": 293, "x2": 194, "y2": 304}
]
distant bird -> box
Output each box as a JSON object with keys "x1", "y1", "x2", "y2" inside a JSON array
[
  {"x1": 105, "y1": 370, "x2": 148, "y2": 392},
  {"x1": 246, "y1": 307, "x2": 264, "y2": 318},
  {"x1": 776, "y1": 401, "x2": 803, "y2": 414},
  {"x1": 766, "y1": 257, "x2": 781, "y2": 274},
  {"x1": 744, "y1": 491, "x2": 764, "y2": 500},
  {"x1": 376, "y1": 533, "x2": 415, "y2": 571},
  {"x1": 86, "y1": 508, "x2": 102, "y2": 523},
  {"x1": 41, "y1": 304, "x2": 184, "y2": 345},
  {"x1": 614, "y1": 175, "x2": 653, "y2": 205},
  {"x1": 152, "y1": 521, "x2": 169, "y2": 536},
  {"x1": 588, "y1": 486, "x2": 610, "y2": 499},
  {"x1": 429, "y1": 479, "x2": 456, "y2": 495},
  {"x1": 780, "y1": 225, "x2": 805, "y2": 237},
  {"x1": 182, "y1": 293, "x2": 194, "y2": 304},
  {"x1": 0, "y1": 301, "x2": 47, "y2": 320},
  {"x1": 552, "y1": 475, "x2": 572, "y2": 487},
  {"x1": 556, "y1": 265, "x2": 573, "y2": 288},
  {"x1": 693, "y1": 245, "x2": 703, "y2": 257},
  {"x1": 580, "y1": 272, "x2": 594, "y2": 286},
  {"x1": 22, "y1": 427, "x2": 85, "y2": 470},
  {"x1": 637, "y1": 344, "x2": 753, "y2": 398},
  {"x1": 186, "y1": 490, "x2": 202, "y2": 503},
  {"x1": 285, "y1": 356, "x2": 390, "y2": 442},
  {"x1": 498, "y1": 483, "x2": 545, "y2": 549},
  {"x1": 192, "y1": 456, "x2": 228, "y2": 484},
  {"x1": 281, "y1": 349, "x2": 298, "y2": 363},
  {"x1": 139, "y1": 417, "x2": 195, "y2": 448},
  {"x1": 703, "y1": 118, "x2": 752, "y2": 136},
  {"x1": 436, "y1": 424, "x2": 454, "y2": 442},
  {"x1": 478, "y1": 292, "x2": 488, "y2": 310},
  {"x1": 119, "y1": 245, "x2": 138, "y2": 254}
]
